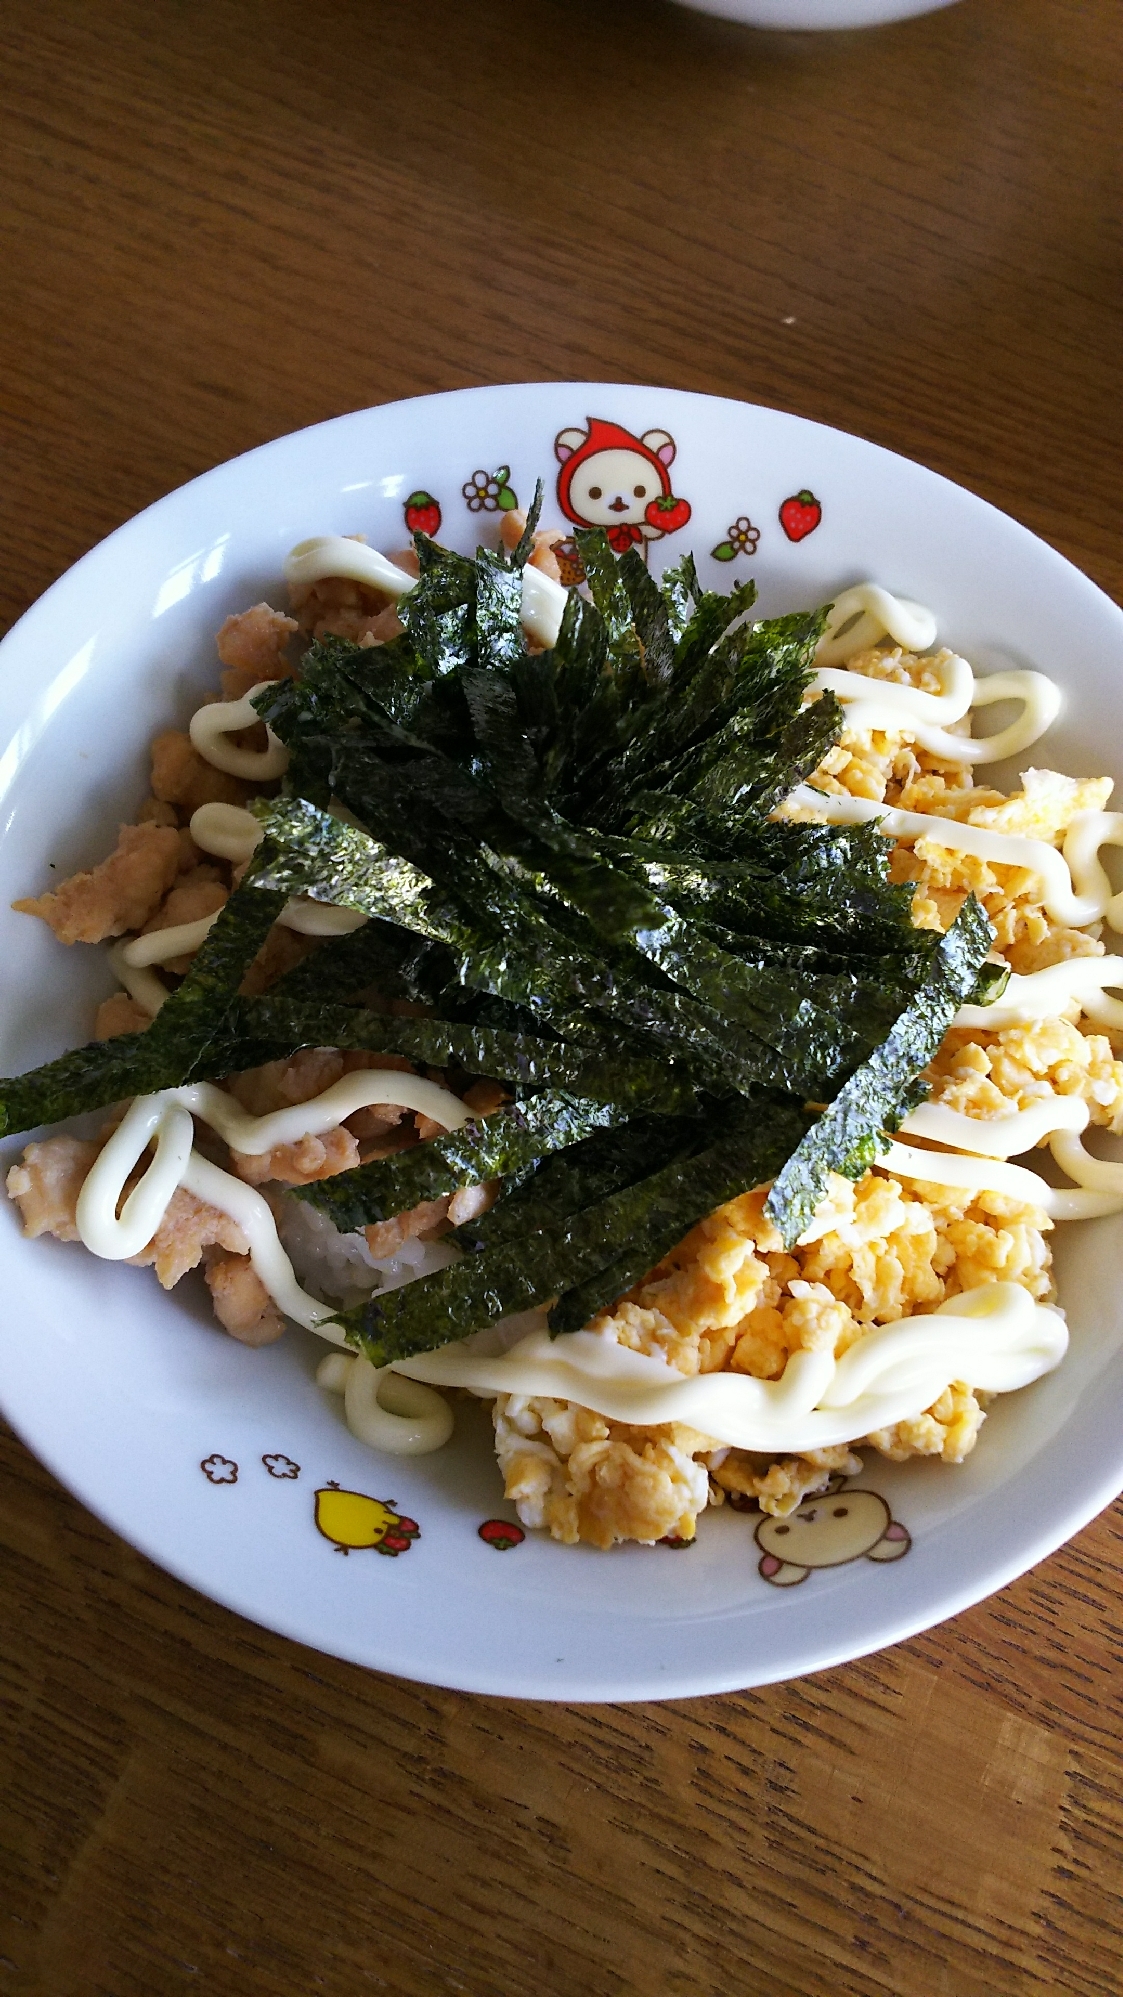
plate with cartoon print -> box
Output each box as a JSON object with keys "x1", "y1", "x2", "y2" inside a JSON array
[{"x1": 2, "y1": 381, "x2": 1122, "y2": 1701}]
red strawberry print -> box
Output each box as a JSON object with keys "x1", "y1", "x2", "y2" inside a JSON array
[
  {"x1": 778, "y1": 490, "x2": 822, "y2": 542},
  {"x1": 478, "y1": 1518, "x2": 526, "y2": 1550},
  {"x1": 607, "y1": 522, "x2": 646, "y2": 553},
  {"x1": 645, "y1": 493, "x2": 692, "y2": 534},
  {"x1": 404, "y1": 490, "x2": 442, "y2": 538}
]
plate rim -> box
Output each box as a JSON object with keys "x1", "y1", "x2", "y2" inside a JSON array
[{"x1": 3, "y1": 377, "x2": 1123, "y2": 1701}]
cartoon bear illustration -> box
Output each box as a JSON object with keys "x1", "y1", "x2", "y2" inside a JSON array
[
  {"x1": 554, "y1": 418, "x2": 692, "y2": 555},
  {"x1": 754, "y1": 1482, "x2": 911, "y2": 1587}
]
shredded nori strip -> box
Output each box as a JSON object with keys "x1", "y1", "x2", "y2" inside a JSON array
[
  {"x1": 764, "y1": 896, "x2": 995, "y2": 1247},
  {"x1": 5, "y1": 523, "x2": 1013, "y2": 1356},
  {"x1": 241, "y1": 999, "x2": 695, "y2": 1111},
  {"x1": 331, "y1": 1095, "x2": 809, "y2": 1364},
  {"x1": 0, "y1": 882, "x2": 285, "y2": 1137},
  {"x1": 547, "y1": 1099, "x2": 810, "y2": 1334},
  {"x1": 450, "y1": 1116, "x2": 703, "y2": 1253},
  {"x1": 297, "y1": 1091, "x2": 631, "y2": 1233}
]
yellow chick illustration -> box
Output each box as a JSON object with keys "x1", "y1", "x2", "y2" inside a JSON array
[
  {"x1": 314, "y1": 1482, "x2": 420, "y2": 1557},
  {"x1": 755, "y1": 1487, "x2": 910, "y2": 1587}
]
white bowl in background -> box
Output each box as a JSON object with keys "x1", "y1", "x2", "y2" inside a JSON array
[
  {"x1": 1, "y1": 380, "x2": 1121, "y2": 1700},
  {"x1": 672, "y1": 0, "x2": 962, "y2": 28}
]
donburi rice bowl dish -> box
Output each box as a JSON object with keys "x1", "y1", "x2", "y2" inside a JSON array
[{"x1": 7, "y1": 498, "x2": 1123, "y2": 1552}]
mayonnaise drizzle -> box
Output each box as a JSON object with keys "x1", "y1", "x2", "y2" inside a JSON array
[
  {"x1": 810, "y1": 666, "x2": 1060, "y2": 765},
  {"x1": 188, "y1": 684, "x2": 290, "y2": 780},
  {"x1": 789, "y1": 788, "x2": 1123, "y2": 930},
  {"x1": 317, "y1": 1353, "x2": 455, "y2": 1455},
  {"x1": 392, "y1": 1284, "x2": 1067, "y2": 1454},
  {"x1": 876, "y1": 1139, "x2": 1122, "y2": 1220},
  {"x1": 121, "y1": 900, "x2": 367, "y2": 965},
  {"x1": 173, "y1": 1074, "x2": 471, "y2": 1154},
  {"x1": 816, "y1": 584, "x2": 938, "y2": 666},
  {"x1": 810, "y1": 585, "x2": 1060, "y2": 762},
  {"x1": 121, "y1": 914, "x2": 222, "y2": 968},
  {"x1": 75, "y1": 1076, "x2": 470, "y2": 1335},
  {"x1": 180, "y1": 1149, "x2": 346, "y2": 1341},
  {"x1": 878, "y1": 1092, "x2": 1123, "y2": 1218},
  {"x1": 188, "y1": 801, "x2": 263, "y2": 864},
  {"x1": 899, "y1": 1095, "x2": 1091, "y2": 1158},
  {"x1": 284, "y1": 534, "x2": 569, "y2": 651},
  {"x1": 118, "y1": 799, "x2": 367, "y2": 970},
  {"x1": 75, "y1": 1097, "x2": 196, "y2": 1259},
  {"x1": 277, "y1": 900, "x2": 368, "y2": 937},
  {"x1": 107, "y1": 941, "x2": 168, "y2": 1018},
  {"x1": 72, "y1": 1074, "x2": 477, "y2": 1455},
  {"x1": 814, "y1": 651, "x2": 974, "y2": 726},
  {"x1": 953, "y1": 955, "x2": 1123, "y2": 1031}
]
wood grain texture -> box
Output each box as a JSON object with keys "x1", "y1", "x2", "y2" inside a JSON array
[{"x1": 1, "y1": 1, "x2": 1122, "y2": 1991}]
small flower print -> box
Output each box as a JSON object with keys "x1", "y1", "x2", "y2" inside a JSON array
[
  {"x1": 478, "y1": 1518, "x2": 526, "y2": 1551},
  {"x1": 711, "y1": 516, "x2": 761, "y2": 563},
  {"x1": 262, "y1": 1453, "x2": 300, "y2": 1480},
  {"x1": 200, "y1": 1454, "x2": 238, "y2": 1485},
  {"x1": 463, "y1": 465, "x2": 520, "y2": 513}
]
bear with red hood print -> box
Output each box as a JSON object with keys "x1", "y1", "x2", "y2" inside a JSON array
[{"x1": 555, "y1": 418, "x2": 692, "y2": 557}]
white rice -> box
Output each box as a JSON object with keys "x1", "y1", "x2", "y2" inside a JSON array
[
  {"x1": 277, "y1": 1193, "x2": 550, "y2": 1359},
  {"x1": 277, "y1": 1193, "x2": 459, "y2": 1306}
]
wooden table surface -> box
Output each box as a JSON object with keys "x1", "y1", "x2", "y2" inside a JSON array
[{"x1": 2, "y1": 1, "x2": 1122, "y2": 1991}]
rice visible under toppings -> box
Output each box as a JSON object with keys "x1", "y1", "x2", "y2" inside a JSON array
[
  {"x1": 278, "y1": 1193, "x2": 458, "y2": 1306},
  {"x1": 6, "y1": 565, "x2": 1116, "y2": 1556}
]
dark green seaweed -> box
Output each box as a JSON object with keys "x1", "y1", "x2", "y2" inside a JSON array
[
  {"x1": 0, "y1": 882, "x2": 285, "y2": 1137},
  {"x1": 4, "y1": 522, "x2": 1013, "y2": 1359},
  {"x1": 241, "y1": 999, "x2": 696, "y2": 1111},
  {"x1": 451, "y1": 1116, "x2": 704, "y2": 1253},
  {"x1": 331, "y1": 1095, "x2": 810, "y2": 1363},
  {"x1": 298, "y1": 1091, "x2": 629, "y2": 1233},
  {"x1": 764, "y1": 896, "x2": 995, "y2": 1247}
]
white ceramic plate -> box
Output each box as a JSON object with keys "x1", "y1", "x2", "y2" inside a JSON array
[{"x1": 2, "y1": 383, "x2": 1122, "y2": 1701}]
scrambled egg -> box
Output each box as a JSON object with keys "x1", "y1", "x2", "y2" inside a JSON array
[
  {"x1": 494, "y1": 642, "x2": 1123, "y2": 1548},
  {"x1": 494, "y1": 1171, "x2": 1056, "y2": 1542}
]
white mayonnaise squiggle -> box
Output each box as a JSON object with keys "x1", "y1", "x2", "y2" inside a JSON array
[
  {"x1": 816, "y1": 584, "x2": 938, "y2": 666},
  {"x1": 173, "y1": 1074, "x2": 471, "y2": 1153},
  {"x1": 284, "y1": 534, "x2": 569, "y2": 651},
  {"x1": 116, "y1": 798, "x2": 368, "y2": 974},
  {"x1": 810, "y1": 584, "x2": 1061, "y2": 763},
  {"x1": 789, "y1": 787, "x2": 1123, "y2": 932},
  {"x1": 76, "y1": 1097, "x2": 196, "y2": 1259},
  {"x1": 392, "y1": 1284, "x2": 1067, "y2": 1455},
  {"x1": 107, "y1": 941, "x2": 168, "y2": 1019},
  {"x1": 317, "y1": 1353, "x2": 455, "y2": 1455},
  {"x1": 953, "y1": 955, "x2": 1123, "y2": 1031},
  {"x1": 188, "y1": 684, "x2": 290, "y2": 780},
  {"x1": 899, "y1": 1096, "x2": 1090, "y2": 1158},
  {"x1": 877, "y1": 1093, "x2": 1123, "y2": 1219},
  {"x1": 188, "y1": 801, "x2": 264, "y2": 864},
  {"x1": 117, "y1": 897, "x2": 366, "y2": 970},
  {"x1": 875, "y1": 1139, "x2": 1122, "y2": 1221},
  {"x1": 74, "y1": 1078, "x2": 474, "y2": 1450}
]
